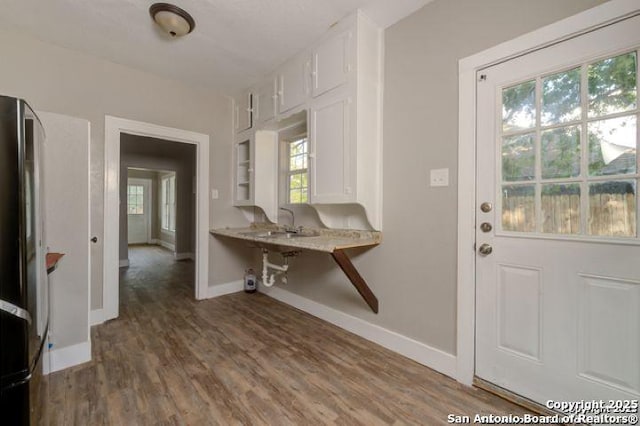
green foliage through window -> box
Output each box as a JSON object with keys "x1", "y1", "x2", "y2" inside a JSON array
[
  {"x1": 499, "y1": 50, "x2": 638, "y2": 238},
  {"x1": 287, "y1": 137, "x2": 308, "y2": 204}
]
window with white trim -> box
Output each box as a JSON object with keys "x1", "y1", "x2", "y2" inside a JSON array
[
  {"x1": 161, "y1": 175, "x2": 176, "y2": 232},
  {"x1": 285, "y1": 137, "x2": 309, "y2": 204}
]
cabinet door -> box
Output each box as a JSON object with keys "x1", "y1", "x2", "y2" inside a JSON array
[
  {"x1": 234, "y1": 92, "x2": 253, "y2": 132},
  {"x1": 255, "y1": 79, "x2": 277, "y2": 123},
  {"x1": 312, "y1": 32, "x2": 351, "y2": 98},
  {"x1": 278, "y1": 55, "x2": 310, "y2": 114},
  {"x1": 310, "y1": 98, "x2": 352, "y2": 203}
]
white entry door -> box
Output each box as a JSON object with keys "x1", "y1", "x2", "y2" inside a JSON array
[
  {"x1": 476, "y1": 15, "x2": 640, "y2": 406},
  {"x1": 127, "y1": 178, "x2": 151, "y2": 244}
]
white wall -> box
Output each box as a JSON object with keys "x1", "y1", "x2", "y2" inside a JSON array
[
  {"x1": 253, "y1": 0, "x2": 607, "y2": 356},
  {"x1": 0, "y1": 25, "x2": 253, "y2": 310}
]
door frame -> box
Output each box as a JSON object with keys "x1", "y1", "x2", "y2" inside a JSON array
[
  {"x1": 456, "y1": 0, "x2": 639, "y2": 385},
  {"x1": 126, "y1": 177, "x2": 153, "y2": 245},
  {"x1": 103, "y1": 116, "x2": 209, "y2": 323}
]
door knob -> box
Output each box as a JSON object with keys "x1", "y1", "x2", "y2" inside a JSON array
[
  {"x1": 91, "y1": 236, "x2": 98, "y2": 243},
  {"x1": 480, "y1": 202, "x2": 492, "y2": 213},
  {"x1": 478, "y1": 243, "x2": 492, "y2": 256},
  {"x1": 480, "y1": 222, "x2": 492, "y2": 232}
]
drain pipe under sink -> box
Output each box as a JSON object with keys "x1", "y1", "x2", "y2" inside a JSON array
[{"x1": 261, "y1": 249, "x2": 289, "y2": 287}]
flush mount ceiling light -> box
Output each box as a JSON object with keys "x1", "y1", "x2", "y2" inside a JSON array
[{"x1": 149, "y1": 3, "x2": 195, "y2": 38}]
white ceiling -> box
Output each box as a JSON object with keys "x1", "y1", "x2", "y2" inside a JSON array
[{"x1": 0, "y1": 0, "x2": 430, "y2": 95}]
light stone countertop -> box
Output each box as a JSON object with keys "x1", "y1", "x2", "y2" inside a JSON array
[{"x1": 210, "y1": 222, "x2": 382, "y2": 253}]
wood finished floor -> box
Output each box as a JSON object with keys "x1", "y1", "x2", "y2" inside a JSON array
[{"x1": 49, "y1": 245, "x2": 528, "y2": 425}]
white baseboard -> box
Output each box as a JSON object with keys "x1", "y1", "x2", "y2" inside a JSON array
[
  {"x1": 155, "y1": 239, "x2": 175, "y2": 251},
  {"x1": 174, "y1": 252, "x2": 194, "y2": 261},
  {"x1": 260, "y1": 286, "x2": 457, "y2": 379},
  {"x1": 90, "y1": 308, "x2": 106, "y2": 326},
  {"x1": 45, "y1": 340, "x2": 92, "y2": 374},
  {"x1": 207, "y1": 280, "x2": 244, "y2": 298},
  {"x1": 119, "y1": 259, "x2": 129, "y2": 268}
]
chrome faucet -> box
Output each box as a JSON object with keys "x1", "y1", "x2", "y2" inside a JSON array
[{"x1": 279, "y1": 207, "x2": 296, "y2": 232}]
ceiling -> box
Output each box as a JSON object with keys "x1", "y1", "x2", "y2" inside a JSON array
[{"x1": 0, "y1": 0, "x2": 430, "y2": 95}]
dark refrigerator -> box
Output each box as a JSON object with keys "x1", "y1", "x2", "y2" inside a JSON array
[{"x1": 0, "y1": 95, "x2": 49, "y2": 425}]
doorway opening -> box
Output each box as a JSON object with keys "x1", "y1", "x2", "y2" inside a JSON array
[
  {"x1": 123, "y1": 168, "x2": 181, "y2": 260},
  {"x1": 119, "y1": 136, "x2": 197, "y2": 302},
  {"x1": 102, "y1": 116, "x2": 209, "y2": 323}
]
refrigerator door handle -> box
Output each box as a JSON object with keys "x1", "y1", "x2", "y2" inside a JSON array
[{"x1": 0, "y1": 299, "x2": 32, "y2": 324}]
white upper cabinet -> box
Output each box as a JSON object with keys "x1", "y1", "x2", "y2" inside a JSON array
[
  {"x1": 231, "y1": 11, "x2": 382, "y2": 230},
  {"x1": 254, "y1": 79, "x2": 277, "y2": 124},
  {"x1": 312, "y1": 31, "x2": 351, "y2": 98},
  {"x1": 234, "y1": 91, "x2": 253, "y2": 133},
  {"x1": 233, "y1": 134, "x2": 253, "y2": 206},
  {"x1": 307, "y1": 12, "x2": 382, "y2": 230},
  {"x1": 233, "y1": 131, "x2": 278, "y2": 222},
  {"x1": 278, "y1": 54, "x2": 310, "y2": 114}
]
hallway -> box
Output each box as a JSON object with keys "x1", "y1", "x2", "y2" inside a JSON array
[{"x1": 49, "y1": 245, "x2": 528, "y2": 424}]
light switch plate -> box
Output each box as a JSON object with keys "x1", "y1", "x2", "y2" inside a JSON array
[
  {"x1": 211, "y1": 189, "x2": 219, "y2": 200},
  {"x1": 430, "y1": 168, "x2": 449, "y2": 187}
]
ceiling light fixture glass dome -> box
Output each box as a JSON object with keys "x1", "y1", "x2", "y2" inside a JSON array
[{"x1": 149, "y1": 3, "x2": 195, "y2": 38}]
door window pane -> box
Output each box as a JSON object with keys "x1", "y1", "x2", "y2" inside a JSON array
[
  {"x1": 502, "y1": 185, "x2": 535, "y2": 232},
  {"x1": 588, "y1": 180, "x2": 637, "y2": 237},
  {"x1": 502, "y1": 80, "x2": 536, "y2": 132},
  {"x1": 502, "y1": 133, "x2": 535, "y2": 181},
  {"x1": 541, "y1": 184, "x2": 581, "y2": 234},
  {"x1": 542, "y1": 68, "x2": 581, "y2": 125},
  {"x1": 588, "y1": 115, "x2": 637, "y2": 176},
  {"x1": 588, "y1": 52, "x2": 637, "y2": 117},
  {"x1": 541, "y1": 126, "x2": 581, "y2": 179},
  {"x1": 497, "y1": 49, "x2": 639, "y2": 240}
]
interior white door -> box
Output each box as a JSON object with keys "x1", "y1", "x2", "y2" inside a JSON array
[
  {"x1": 476, "y1": 15, "x2": 640, "y2": 407},
  {"x1": 127, "y1": 178, "x2": 151, "y2": 244}
]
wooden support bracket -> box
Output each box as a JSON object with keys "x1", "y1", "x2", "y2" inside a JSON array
[{"x1": 331, "y1": 249, "x2": 379, "y2": 313}]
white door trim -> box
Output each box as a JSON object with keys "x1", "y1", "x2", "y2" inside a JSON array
[
  {"x1": 104, "y1": 116, "x2": 210, "y2": 322},
  {"x1": 127, "y1": 177, "x2": 152, "y2": 244},
  {"x1": 456, "y1": 0, "x2": 640, "y2": 385}
]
